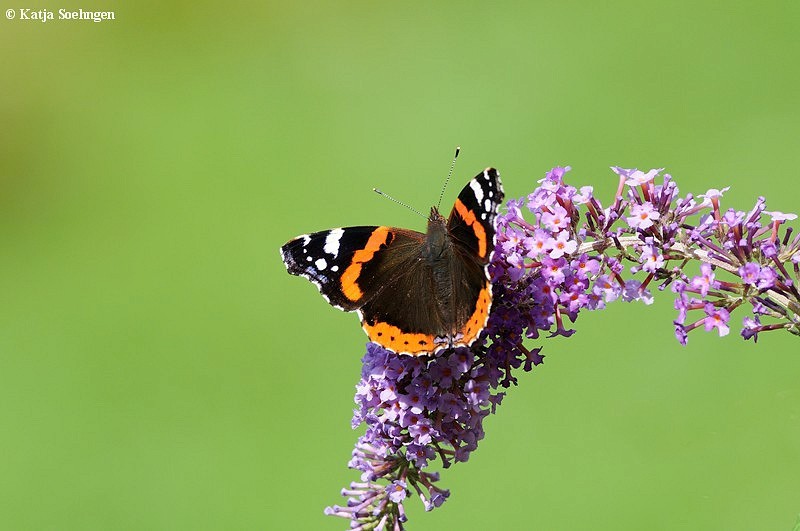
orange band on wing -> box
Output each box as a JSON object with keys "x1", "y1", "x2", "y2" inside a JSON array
[
  {"x1": 454, "y1": 199, "x2": 488, "y2": 258},
  {"x1": 457, "y1": 283, "x2": 492, "y2": 346},
  {"x1": 363, "y1": 320, "x2": 437, "y2": 356},
  {"x1": 340, "y1": 227, "x2": 391, "y2": 301},
  {"x1": 363, "y1": 283, "x2": 492, "y2": 356}
]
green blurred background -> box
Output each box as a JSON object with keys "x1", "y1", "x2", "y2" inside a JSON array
[{"x1": 2, "y1": 1, "x2": 799, "y2": 529}]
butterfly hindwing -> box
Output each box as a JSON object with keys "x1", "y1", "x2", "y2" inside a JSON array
[{"x1": 356, "y1": 228, "x2": 452, "y2": 354}]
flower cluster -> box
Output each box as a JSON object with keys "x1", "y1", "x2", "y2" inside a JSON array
[
  {"x1": 324, "y1": 336, "x2": 543, "y2": 529},
  {"x1": 325, "y1": 166, "x2": 799, "y2": 530},
  {"x1": 670, "y1": 199, "x2": 800, "y2": 344}
]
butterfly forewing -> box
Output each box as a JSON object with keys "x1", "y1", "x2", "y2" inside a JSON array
[
  {"x1": 447, "y1": 168, "x2": 503, "y2": 263},
  {"x1": 281, "y1": 226, "x2": 386, "y2": 311},
  {"x1": 444, "y1": 168, "x2": 504, "y2": 348}
]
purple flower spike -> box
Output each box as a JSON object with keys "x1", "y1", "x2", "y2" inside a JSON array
[{"x1": 328, "y1": 165, "x2": 800, "y2": 528}]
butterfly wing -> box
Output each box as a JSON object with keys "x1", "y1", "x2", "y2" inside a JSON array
[
  {"x1": 444, "y1": 168, "x2": 504, "y2": 345},
  {"x1": 281, "y1": 226, "x2": 393, "y2": 311},
  {"x1": 282, "y1": 226, "x2": 446, "y2": 354},
  {"x1": 356, "y1": 227, "x2": 453, "y2": 355},
  {"x1": 447, "y1": 168, "x2": 503, "y2": 263}
]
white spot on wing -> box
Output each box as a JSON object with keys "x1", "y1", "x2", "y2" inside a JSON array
[
  {"x1": 315, "y1": 258, "x2": 327, "y2": 270},
  {"x1": 331, "y1": 265, "x2": 339, "y2": 272},
  {"x1": 469, "y1": 179, "x2": 484, "y2": 203},
  {"x1": 324, "y1": 228, "x2": 344, "y2": 256},
  {"x1": 484, "y1": 198, "x2": 492, "y2": 211}
]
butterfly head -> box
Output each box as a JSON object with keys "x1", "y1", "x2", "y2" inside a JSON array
[
  {"x1": 428, "y1": 206, "x2": 443, "y2": 221},
  {"x1": 427, "y1": 206, "x2": 448, "y2": 232}
]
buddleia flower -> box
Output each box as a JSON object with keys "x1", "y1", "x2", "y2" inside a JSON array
[{"x1": 326, "y1": 165, "x2": 799, "y2": 530}]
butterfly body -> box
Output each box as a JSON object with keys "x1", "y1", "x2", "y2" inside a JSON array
[{"x1": 280, "y1": 168, "x2": 503, "y2": 355}]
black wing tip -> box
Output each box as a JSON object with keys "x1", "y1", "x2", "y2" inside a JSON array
[
  {"x1": 279, "y1": 238, "x2": 306, "y2": 275},
  {"x1": 280, "y1": 250, "x2": 299, "y2": 276},
  {"x1": 483, "y1": 168, "x2": 504, "y2": 198}
]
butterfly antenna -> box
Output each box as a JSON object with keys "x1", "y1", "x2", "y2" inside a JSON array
[
  {"x1": 373, "y1": 188, "x2": 427, "y2": 219},
  {"x1": 437, "y1": 146, "x2": 460, "y2": 210}
]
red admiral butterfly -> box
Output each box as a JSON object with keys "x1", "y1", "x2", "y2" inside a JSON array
[{"x1": 280, "y1": 168, "x2": 503, "y2": 355}]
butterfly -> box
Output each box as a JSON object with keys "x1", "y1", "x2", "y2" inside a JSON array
[{"x1": 280, "y1": 168, "x2": 503, "y2": 355}]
